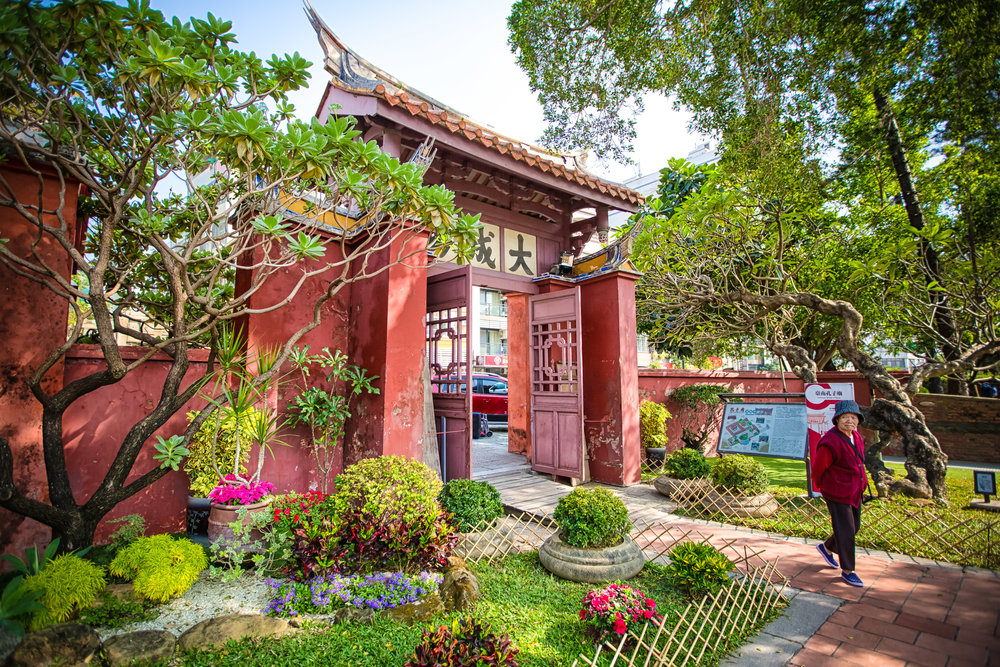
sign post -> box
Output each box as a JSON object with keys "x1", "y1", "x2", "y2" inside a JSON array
[
  {"x1": 716, "y1": 403, "x2": 809, "y2": 460},
  {"x1": 805, "y1": 383, "x2": 855, "y2": 496}
]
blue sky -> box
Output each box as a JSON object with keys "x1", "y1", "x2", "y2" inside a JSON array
[{"x1": 156, "y1": 0, "x2": 706, "y2": 182}]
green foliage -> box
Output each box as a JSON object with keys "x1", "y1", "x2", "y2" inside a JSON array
[
  {"x1": 669, "y1": 384, "x2": 729, "y2": 451},
  {"x1": 552, "y1": 488, "x2": 630, "y2": 548},
  {"x1": 711, "y1": 455, "x2": 770, "y2": 496},
  {"x1": 285, "y1": 347, "x2": 380, "y2": 494},
  {"x1": 109, "y1": 534, "x2": 207, "y2": 602},
  {"x1": 208, "y1": 506, "x2": 292, "y2": 582},
  {"x1": 638, "y1": 400, "x2": 671, "y2": 449},
  {"x1": 0, "y1": 576, "x2": 45, "y2": 637},
  {"x1": 663, "y1": 448, "x2": 712, "y2": 480},
  {"x1": 184, "y1": 407, "x2": 255, "y2": 497},
  {"x1": 1, "y1": 538, "x2": 61, "y2": 576},
  {"x1": 665, "y1": 542, "x2": 735, "y2": 599},
  {"x1": 22, "y1": 554, "x2": 106, "y2": 630},
  {"x1": 153, "y1": 435, "x2": 190, "y2": 471},
  {"x1": 79, "y1": 589, "x2": 160, "y2": 629},
  {"x1": 321, "y1": 456, "x2": 456, "y2": 574},
  {"x1": 439, "y1": 479, "x2": 504, "y2": 532},
  {"x1": 264, "y1": 571, "x2": 442, "y2": 616},
  {"x1": 107, "y1": 514, "x2": 146, "y2": 552},
  {"x1": 406, "y1": 617, "x2": 521, "y2": 667}
]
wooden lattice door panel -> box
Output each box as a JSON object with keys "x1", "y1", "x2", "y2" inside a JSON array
[
  {"x1": 529, "y1": 289, "x2": 584, "y2": 479},
  {"x1": 426, "y1": 267, "x2": 472, "y2": 482}
]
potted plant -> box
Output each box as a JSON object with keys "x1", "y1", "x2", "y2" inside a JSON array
[
  {"x1": 653, "y1": 448, "x2": 712, "y2": 502},
  {"x1": 705, "y1": 455, "x2": 778, "y2": 517},
  {"x1": 639, "y1": 400, "x2": 671, "y2": 463},
  {"x1": 284, "y1": 346, "x2": 379, "y2": 494},
  {"x1": 539, "y1": 488, "x2": 644, "y2": 583},
  {"x1": 198, "y1": 328, "x2": 290, "y2": 544},
  {"x1": 183, "y1": 406, "x2": 254, "y2": 537},
  {"x1": 668, "y1": 384, "x2": 729, "y2": 451}
]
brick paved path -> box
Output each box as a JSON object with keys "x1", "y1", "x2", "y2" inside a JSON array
[{"x1": 481, "y1": 465, "x2": 1000, "y2": 666}]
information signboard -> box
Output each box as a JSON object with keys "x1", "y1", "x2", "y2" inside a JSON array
[
  {"x1": 716, "y1": 403, "x2": 809, "y2": 460},
  {"x1": 805, "y1": 383, "x2": 855, "y2": 493}
]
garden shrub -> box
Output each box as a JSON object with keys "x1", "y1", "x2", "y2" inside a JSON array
[
  {"x1": 580, "y1": 583, "x2": 660, "y2": 642},
  {"x1": 439, "y1": 479, "x2": 504, "y2": 532},
  {"x1": 209, "y1": 507, "x2": 293, "y2": 582},
  {"x1": 109, "y1": 534, "x2": 207, "y2": 602},
  {"x1": 107, "y1": 514, "x2": 146, "y2": 552},
  {"x1": 22, "y1": 554, "x2": 106, "y2": 630},
  {"x1": 663, "y1": 448, "x2": 712, "y2": 480},
  {"x1": 0, "y1": 576, "x2": 44, "y2": 636},
  {"x1": 553, "y1": 487, "x2": 630, "y2": 548},
  {"x1": 710, "y1": 455, "x2": 769, "y2": 495},
  {"x1": 639, "y1": 400, "x2": 671, "y2": 449},
  {"x1": 665, "y1": 541, "x2": 735, "y2": 599},
  {"x1": 79, "y1": 589, "x2": 159, "y2": 629},
  {"x1": 406, "y1": 617, "x2": 521, "y2": 667},
  {"x1": 318, "y1": 456, "x2": 457, "y2": 574},
  {"x1": 184, "y1": 406, "x2": 256, "y2": 497}
]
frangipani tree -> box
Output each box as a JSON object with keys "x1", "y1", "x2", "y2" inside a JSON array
[{"x1": 0, "y1": 0, "x2": 478, "y2": 549}]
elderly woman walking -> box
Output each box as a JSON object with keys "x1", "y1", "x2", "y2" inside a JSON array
[{"x1": 813, "y1": 400, "x2": 868, "y2": 587}]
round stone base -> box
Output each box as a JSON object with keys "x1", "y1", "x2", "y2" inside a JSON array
[
  {"x1": 539, "y1": 534, "x2": 645, "y2": 584},
  {"x1": 703, "y1": 491, "x2": 779, "y2": 517}
]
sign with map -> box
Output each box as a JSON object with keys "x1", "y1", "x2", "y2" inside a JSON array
[{"x1": 716, "y1": 403, "x2": 809, "y2": 460}]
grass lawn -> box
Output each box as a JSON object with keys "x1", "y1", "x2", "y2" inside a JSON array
[{"x1": 176, "y1": 554, "x2": 784, "y2": 667}]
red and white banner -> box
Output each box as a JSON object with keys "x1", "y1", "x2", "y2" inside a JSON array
[{"x1": 805, "y1": 383, "x2": 855, "y2": 493}]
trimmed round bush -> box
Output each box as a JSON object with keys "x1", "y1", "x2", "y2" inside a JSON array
[
  {"x1": 665, "y1": 541, "x2": 734, "y2": 599},
  {"x1": 326, "y1": 456, "x2": 456, "y2": 573},
  {"x1": 662, "y1": 448, "x2": 712, "y2": 480},
  {"x1": 23, "y1": 554, "x2": 106, "y2": 630},
  {"x1": 639, "y1": 400, "x2": 671, "y2": 449},
  {"x1": 710, "y1": 454, "x2": 769, "y2": 495},
  {"x1": 553, "y1": 487, "x2": 630, "y2": 548},
  {"x1": 439, "y1": 479, "x2": 503, "y2": 532}
]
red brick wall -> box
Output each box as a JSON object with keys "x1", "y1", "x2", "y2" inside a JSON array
[{"x1": 881, "y1": 395, "x2": 1000, "y2": 464}]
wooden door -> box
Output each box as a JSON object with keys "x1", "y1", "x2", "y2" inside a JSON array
[
  {"x1": 529, "y1": 289, "x2": 584, "y2": 479},
  {"x1": 426, "y1": 266, "x2": 472, "y2": 481}
]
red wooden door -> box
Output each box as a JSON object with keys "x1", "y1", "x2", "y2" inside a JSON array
[
  {"x1": 529, "y1": 289, "x2": 584, "y2": 479},
  {"x1": 426, "y1": 266, "x2": 472, "y2": 481}
]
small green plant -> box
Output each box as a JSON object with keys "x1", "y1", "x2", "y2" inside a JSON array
[
  {"x1": 639, "y1": 400, "x2": 671, "y2": 449},
  {"x1": 0, "y1": 537, "x2": 75, "y2": 576},
  {"x1": 285, "y1": 346, "x2": 380, "y2": 494},
  {"x1": 184, "y1": 406, "x2": 254, "y2": 497},
  {"x1": 439, "y1": 479, "x2": 504, "y2": 532},
  {"x1": 109, "y1": 534, "x2": 207, "y2": 602},
  {"x1": 0, "y1": 576, "x2": 45, "y2": 636},
  {"x1": 406, "y1": 617, "x2": 521, "y2": 667},
  {"x1": 209, "y1": 506, "x2": 292, "y2": 582},
  {"x1": 264, "y1": 570, "x2": 442, "y2": 616},
  {"x1": 152, "y1": 434, "x2": 189, "y2": 471},
  {"x1": 79, "y1": 589, "x2": 160, "y2": 629},
  {"x1": 107, "y1": 514, "x2": 146, "y2": 551},
  {"x1": 553, "y1": 487, "x2": 630, "y2": 548},
  {"x1": 663, "y1": 448, "x2": 712, "y2": 480},
  {"x1": 22, "y1": 554, "x2": 106, "y2": 630},
  {"x1": 669, "y1": 384, "x2": 729, "y2": 450},
  {"x1": 665, "y1": 541, "x2": 735, "y2": 599},
  {"x1": 711, "y1": 455, "x2": 769, "y2": 495}
]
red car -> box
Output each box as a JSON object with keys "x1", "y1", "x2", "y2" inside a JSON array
[{"x1": 472, "y1": 372, "x2": 508, "y2": 426}]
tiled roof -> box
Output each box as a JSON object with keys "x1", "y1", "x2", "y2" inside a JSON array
[
  {"x1": 305, "y1": 2, "x2": 641, "y2": 209},
  {"x1": 370, "y1": 85, "x2": 642, "y2": 207}
]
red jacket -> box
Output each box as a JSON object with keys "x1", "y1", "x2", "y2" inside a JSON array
[{"x1": 813, "y1": 428, "x2": 868, "y2": 506}]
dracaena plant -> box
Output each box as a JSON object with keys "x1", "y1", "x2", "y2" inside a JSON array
[{"x1": 284, "y1": 346, "x2": 379, "y2": 494}]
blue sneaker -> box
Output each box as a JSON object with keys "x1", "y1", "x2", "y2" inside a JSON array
[
  {"x1": 841, "y1": 572, "x2": 864, "y2": 587},
  {"x1": 816, "y1": 544, "x2": 838, "y2": 569}
]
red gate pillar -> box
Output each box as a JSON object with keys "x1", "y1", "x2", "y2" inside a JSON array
[
  {"x1": 579, "y1": 270, "x2": 641, "y2": 485},
  {"x1": 504, "y1": 293, "x2": 530, "y2": 459},
  {"x1": 343, "y1": 230, "x2": 430, "y2": 466}
]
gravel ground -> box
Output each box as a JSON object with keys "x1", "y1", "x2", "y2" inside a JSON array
[{"x1": 94, "y1": 572, "x2": 275, "y2": 642}]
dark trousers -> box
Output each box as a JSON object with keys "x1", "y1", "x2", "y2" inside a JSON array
[{"x1": 824, "y1": 499, "x2": 861, "y2": 572}]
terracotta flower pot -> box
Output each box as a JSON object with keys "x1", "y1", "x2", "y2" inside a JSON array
[
  {"x1": 207, "y1": 498, "x2": 273, "y2": 545},
  {"x1": 539, "y1": 533, "x2": 645, "y2": 583}
]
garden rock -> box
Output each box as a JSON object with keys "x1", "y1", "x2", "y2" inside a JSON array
[
  {"x1": 439, "y1": 562, "x2": 480, "y2": 612},
  {"x1": 177, "y1": 614, "x2": 290, "y2": 651},
  {"x1": 102, "y1": 583, "x2": 137, "y2": 603},
  {"x1": 385, "y1": 593, "x2": 444, "y2": 625},
  {"x1": 103, "y1": 630, "x2": 176, "y2": 666},
  {"x1": 331, "y1": 607, "x2": 375, "y2": 626},
  {"x1": 5, "y1": 622, "x2": 101, "y2": 666}
]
